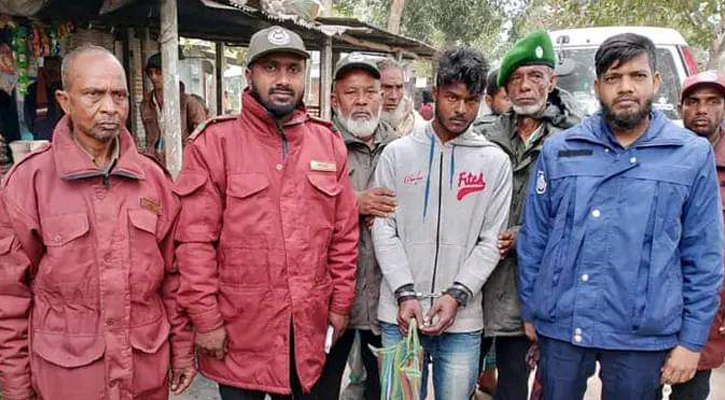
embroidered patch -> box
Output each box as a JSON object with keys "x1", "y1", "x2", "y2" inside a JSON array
[
  {"x1": 457, "y1": 172, "x2": 486, "y2": 201},
  {"x1": 310, "y1": 160, "x2": 337, "y2": 172},
  {"x1": 536, "y1": 170, "x2": 547, "y2": 195},
  {"x1": 267, "y1": 28, "x2": 291, "y2": 45},
  {"x1": 140, "y1": 197, "x2": 163, "y2": 215},
  {"x1": 558, "y1": 149, "x2": 593, "y2": 158}
]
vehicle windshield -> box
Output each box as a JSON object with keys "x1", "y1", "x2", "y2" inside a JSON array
[{"x1": 556, "y1": 47, "x2": 681, "y2": 120}]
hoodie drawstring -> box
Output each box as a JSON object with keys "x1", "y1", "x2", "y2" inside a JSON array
[
  {"x1": 449, "y1": 144, "x2": 456, "y2": 189},
  {"x1": 423, "y1": 133, "x2": 436, "y2": 219}
]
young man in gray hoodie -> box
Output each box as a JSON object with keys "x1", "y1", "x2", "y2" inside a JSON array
[{"x1": 372, "y1": 47, "x2": 513, "y2": 400}]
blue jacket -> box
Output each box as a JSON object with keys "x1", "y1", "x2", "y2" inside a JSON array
[{"x1": 518, "y1": 111, "x2": 724, "y2": 351}]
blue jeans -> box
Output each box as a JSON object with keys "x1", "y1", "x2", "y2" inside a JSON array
[
  {"x1": 538, "y1": 335, "x2": 669, "y2": 400},
  {"x1": 380, "y1": 321, "x2": 480, "y2": 400}
]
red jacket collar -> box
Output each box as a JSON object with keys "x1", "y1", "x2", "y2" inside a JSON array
[
  {"x1": 52, "y1": 115, "x2": 146, "y2": 180},
  {"x1": 240, "y1": 89, "x2": 309, "y2": 129}
]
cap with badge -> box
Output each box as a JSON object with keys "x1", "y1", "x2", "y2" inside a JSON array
[
  {"x1": 497, "y1": 29, "x2": 556, "y2": 87},
  {"x1": 247, "y1": 25, "x2": 309, "y2": 66},
  {"x1": 680, "y1": 70, "x2": 725, "y2": 101},
  {"x1": 334, "y1": 52, "x2": 380, "y2": 80}
]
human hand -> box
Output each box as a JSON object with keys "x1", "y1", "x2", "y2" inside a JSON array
[
  {"x1": 169, "y1": 364, "x2": 196, "y2": 395},
  {"x1": 498, "y1": 229, "x2": 517, "y2": 257},
  {"x1": 397, "y1": 298, "x2": 424, "y2": 335},
  {"x1": 357, "y1": 188, "x2": 397, "y2": 217},
  {"x1": 328, "y1": 312, "x2": 349, "y2": 343},
  {"x1": 524, "y1": 321, "x2": 537, "y2": 343},
  {"x1": 195, "y1": 326, "x2": 228, "y2": 360},
  {"x1": 660, "y1": 345, "x2": 700, "y2": 385},
  {"x1": 420, "y1": 294, "x2": 459, "y2": 336}
]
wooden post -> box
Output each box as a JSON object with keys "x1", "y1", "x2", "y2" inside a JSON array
[
  {"x1": 319, "y1": 36, "x2": 333, "y2": 121},
  {"x1": 215, "y1": 42, "x2": 225, "y2": 115},
  {"x1": 159, "y1": 0, "x2": 183, "y2": 177},
  {"x1": 140, "y1": 27, "x2": 152, "y2": 94}
]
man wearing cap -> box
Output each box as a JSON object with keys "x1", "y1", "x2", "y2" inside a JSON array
[
  {"x1": 373, "y1": 46, "x2": 512, "y2": 400},
  {"x1": 517, "y1": 33, "x2": 723, "y2": 399},
  {"x1": 474, "y1": 29, "x2": 580, "y2": 400},
  {"x1": 139, "y1": 52, "x2": 206, "y2": 162},
  {"x1": 316, "y1": 52, "x2": 396, "y2": 400},
  {"x1": 377, "y1": 58, "x2": 416, "y2": 136},
  {"x1": 174, "y1": 26, "x2": 359, "y2": 399},
  {"x1": 668, "y1": 70, "x2": 725, "y2": 400}
]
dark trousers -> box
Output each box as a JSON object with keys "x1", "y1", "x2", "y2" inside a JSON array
[
  {"x1": 494, "y1": 335, "x2": 532, "y2": 400},
  {"x1": 317, "y1": 328, "x2": 382, "y2": 400},
  {"x1": 538, "y1": 336, "x2": 668, "y2": 400},
  {"x1": 668, "y1": 369, "x2": 712, "y2": 400},
  {"x1": 219, "y1": 325, "x2": 319, "y2": 400},
  {"x1": 479, "y1": 334, "x2": 495, "y2": 372}
]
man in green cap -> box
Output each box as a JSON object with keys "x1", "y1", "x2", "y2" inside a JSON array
[
  {"x1": 175, "y1": 25, "x2": 358, "y2": 400},
  {"x1": 474, "y1": 29, "x2": 581, "y2": 400}
]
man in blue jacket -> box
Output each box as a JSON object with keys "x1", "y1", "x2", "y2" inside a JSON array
[{"x1": 517, "y1": 33, "x2": 724, "y2": 400}]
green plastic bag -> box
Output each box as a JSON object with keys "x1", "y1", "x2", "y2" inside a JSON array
[{"x1": 371, "y1": 320, "x2": 424, "y2": 400}]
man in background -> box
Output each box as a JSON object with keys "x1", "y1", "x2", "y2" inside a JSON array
[
  {"x1": 669, "y1": 70, "x2": 725, "y2": 400},
  {"x1": 24, "y1": 55, "x2": 63, "y2": 140},
  {"x1": 319, "y1": 52, "x2": 397, "y2": 400},
  {"x1": 139, "y1": 52, "x2": 206, "y2": 162},
  {"x1": 377, "y1": 58, "x2": 415, "y2": 136}
]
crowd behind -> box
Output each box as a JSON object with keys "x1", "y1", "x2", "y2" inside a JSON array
[{"x1": 0, "y1": 24, "x2": 724, "y2": 400}]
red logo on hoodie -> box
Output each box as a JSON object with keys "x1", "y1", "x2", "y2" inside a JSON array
[{"x1": 457, "y1": 172, "x2": 485, "y2": 200}]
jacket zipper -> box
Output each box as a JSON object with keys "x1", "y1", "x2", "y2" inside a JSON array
[
  {"x1": 275, "y1": 121, "x2": 289, "y2": 162},
  {"x1": 430, "y1": 151, "x2": 444, "y2": 307}
]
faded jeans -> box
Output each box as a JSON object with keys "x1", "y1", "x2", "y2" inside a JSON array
[{"x1": 380, "y1": 321, "x2": 480, "y2": 400}]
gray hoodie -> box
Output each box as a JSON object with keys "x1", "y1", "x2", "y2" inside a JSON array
[{"x1": 372, "y1": 121, "x2": 512, "y2": 333}]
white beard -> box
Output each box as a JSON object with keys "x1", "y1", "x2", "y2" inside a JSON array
[
  {"x1": 381, "y1": 100, "x2": 407, "y2": 126},
  {"x1": 335, "y1": 106, "x2": 382, "y2": 140},
  {"x1": 512, "y1": 96, "x2": 547, "y2": 117}
]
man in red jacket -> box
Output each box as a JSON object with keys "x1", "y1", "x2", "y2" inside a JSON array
[
  {"x1": 671, "y1": 70, "x2": 725, "y2": 399},
  {"x1": 174, "y1": 25, "x2": 359, "y2": 399},
  {"x1": 0, "y1": 44, "x2": 195, "y2": 400}
]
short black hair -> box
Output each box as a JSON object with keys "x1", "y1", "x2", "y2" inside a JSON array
[
  {"x1": 595, "y1": 33, "x2": 656, "y2": 78},
  {"x1": 421, "y1": 89, "x2": 433, "y2": 103},
  {"x1": 435, "y1": 47, "x2": 489, "y2": 96},
  {"x1": 486, "y1": 68, "x2": 501, "y2": 96}
]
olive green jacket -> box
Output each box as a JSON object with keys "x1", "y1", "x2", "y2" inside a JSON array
[
  {"x1": 335, "y1": 115, "x2": 398, "y2": 333},
  {"x1": 474, "y1": 88, "x2": 581, "y2": 336}
]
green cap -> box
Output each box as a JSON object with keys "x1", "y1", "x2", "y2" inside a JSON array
[
  {"x1": 334, "y1": 52, "x2": 380, "y2": 80},
  {"x1": 247, "y1": 26, "x2": 309, "y2": 66},
  {"x1": 498, "y1": 30, "x2": 556, "y2": 87}
]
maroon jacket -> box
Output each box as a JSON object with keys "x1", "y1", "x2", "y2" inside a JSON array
[
  {"x1": 0, "y1": 116, "x2": 193, "y2": 400},
  {"x1": 699, "y1": 133, "x2": 725, "y2": 370},
  {"x1": 175, "y1": 90, "x2": 358, "y2": 394}
]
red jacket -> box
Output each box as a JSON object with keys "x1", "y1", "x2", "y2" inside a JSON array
[
  {"x1": 699, "y1": 134, "x2": 725, "y2": 370},
  {"x1": 0, "y1": 116, "x2": 193, "y2": 400},
  {"x1": 175, "y1": 90, "x2": 358, "y2": 394}
]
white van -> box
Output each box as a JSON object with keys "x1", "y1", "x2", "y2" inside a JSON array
[{"x1": 549, "y1": 27, "x2": 698, "y2": 122}]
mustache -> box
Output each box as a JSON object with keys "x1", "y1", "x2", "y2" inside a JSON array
[{"x1": 269, "y1": 86, "x2": 296, "y2": 95}]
